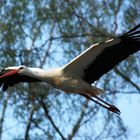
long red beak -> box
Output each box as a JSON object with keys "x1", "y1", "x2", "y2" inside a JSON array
[{"x1": 0, "y1": 69, "x2": 18, "y2": 78}]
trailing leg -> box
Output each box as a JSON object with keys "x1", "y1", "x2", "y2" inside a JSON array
[{"x1": 80, "y1": 93, "x2": 121, "y2": 115}]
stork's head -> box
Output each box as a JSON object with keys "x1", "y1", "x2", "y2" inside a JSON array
[
  {"x1": 0, "y1": 66, "x2": 45, "y2": 80},
  {"x1": 7, "y1": 65, "x2": 27, "y2": 73},
  {"x1": 0, "y1": 66, "x2": 28, "y2": 78}
]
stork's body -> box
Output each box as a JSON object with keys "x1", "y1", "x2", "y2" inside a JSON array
[
  {"x1": 45, "y1": 68, "x2": 103, "y2": 94},
  {"x1": 5, "y1": 66, "x2": 101, "y2": 94},
  {"x1": 1, "y1": 24, "x2": 140, "y2": 115}
]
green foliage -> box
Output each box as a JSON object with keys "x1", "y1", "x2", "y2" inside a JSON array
[{"x1": 0, "y1": 0, "x2": 139, "y2": 140}]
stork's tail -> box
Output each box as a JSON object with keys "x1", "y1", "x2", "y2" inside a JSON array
[{"x1": 91, "y1": 86, "x2": 105, "y2": 95}]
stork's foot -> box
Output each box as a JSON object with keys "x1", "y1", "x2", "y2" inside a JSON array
[
  {"x1": 80, "y1": 94, "x2": 121, "y2": 115},
  {"x1": 108, "y1": 105, "x2": 121, "y2": 115}
]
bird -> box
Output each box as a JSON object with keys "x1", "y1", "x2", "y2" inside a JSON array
[{"x1": 0, "y1": 24, "x2": 140, "y2": 115}]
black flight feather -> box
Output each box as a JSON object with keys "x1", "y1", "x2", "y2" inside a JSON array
[{"x1": 83, "y1": 24, "x2": 140, "y2": 83}]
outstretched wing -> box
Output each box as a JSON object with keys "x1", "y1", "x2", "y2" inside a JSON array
[
  {"x1": 63, "y1": 24, "x2": 140, "y2": 83},
  {"x1": 0, "y1": 68, "x2": 41, "y2": 91}
]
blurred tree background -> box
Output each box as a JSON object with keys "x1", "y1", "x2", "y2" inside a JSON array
[{"x1": 0, "y1": 0, "x2": 140, "y2": 140}]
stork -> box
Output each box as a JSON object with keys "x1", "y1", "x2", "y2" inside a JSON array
[{"x1": 0, "y1": 24, "x2": 140, "y2": 115}]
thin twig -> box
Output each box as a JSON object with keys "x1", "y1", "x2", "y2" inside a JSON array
[
  {"x1": 24, "y1": 106, "x2": 36, "y2": 140},
  {"x1": 39, "y1": 23, "x2": 55, "y2": 67},
  {"x1": 39, "y1": 99, "x2": 66, "y2": 140},
  {"x1": 0, "y1": 94, "x2": 10, "y2": 140},
  {"x1": 68, "y1": 100, "x2": 88, "y2": 140},
  {"x1": 32, "y1": 119, "x2": 48, "y2": 136},
  {"x1": 114, "y1": 67, "x2": 140, "y2": 91}
]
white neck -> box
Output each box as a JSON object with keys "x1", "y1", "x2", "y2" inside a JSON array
[
  {"x1": 26, "y1": 67, "x2": 62, "y2": 84},
  {"x1": 28, "y1": 68, "x2": 50, "y2": 81}
]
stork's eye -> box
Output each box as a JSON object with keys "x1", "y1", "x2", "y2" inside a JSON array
[{"x1": 19, "y1": 66, "x2": 24, "y2": 70}]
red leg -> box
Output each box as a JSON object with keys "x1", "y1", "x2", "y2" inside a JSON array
[{"x1": 80, "y1": 94, "x2": 121, "y2": 115}]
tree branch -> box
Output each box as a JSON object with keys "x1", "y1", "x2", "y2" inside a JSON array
[
  {"x1": 68, "y1": 100, "x2": 88, "y2": 140},
  {"x1": 24, "y1": 105, "x2": 36, "y2": 140},
  {"x1": 39, "y1": 99, "x2": 66, "y2": 140},
  {"x1": 0, "y1": 94, "x2": 10, "y2": 140},
  {"x1": 32, "y1": 119, "x2": 48, "y2": 136},
  {"x1": 114, "y1": 67, "x2": 140, "y2": 91},
  {"x1": 39, "y1": 23, "x2": 55, "y2": 67},
  {"x1": 106, "y1": 90, "x2": 140, "y2": 95},
  {"x1": 70, "y1": 5, "x2": 114, "y2": 38}
]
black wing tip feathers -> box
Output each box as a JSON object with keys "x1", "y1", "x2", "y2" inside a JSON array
[
  {"x1": 120, "y1": 23, "x2": 140, "y2": 39},
  {"x1": 83, "y1": 23, "x2": 140, "y2": 84}
]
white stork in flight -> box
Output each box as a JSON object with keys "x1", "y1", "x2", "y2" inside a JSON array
[{"x1": 0, "y1": 24, "x2": 140, "y2": 115}]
